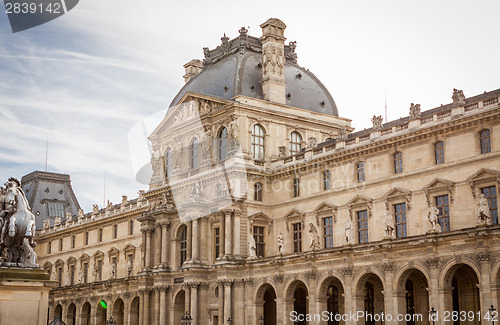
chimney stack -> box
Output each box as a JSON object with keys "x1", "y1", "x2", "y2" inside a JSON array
[
  {"x1": 260, "y1": 18, "x2": 287, "y2": 104},
  {"x1": 183, "y1": 59, "x2": 203, "y2": 83}
]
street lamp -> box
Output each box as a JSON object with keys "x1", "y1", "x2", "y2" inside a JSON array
[
  {"x1": 227, "y1": 317, "x2": 231, "y2": 325},
  {"x1": 106, "y1": 316, "x2": 117, "y2": 325},
  {"x1": 259, "y1": 315, "x2": 264, "y2": 325},
  {"x1": 490, "y1": 305, "x2": 496, "y2": 325},
  {"x1": 181, "y1": 311, "x2": 193, "y2": 325},
  {"x1": 429, "y1": 307, "x2": 437, "y2": 325}
]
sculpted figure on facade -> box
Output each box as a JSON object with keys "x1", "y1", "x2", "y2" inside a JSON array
[
  {"x1": 127, "y1": 257, "x2": 133, "y2": 276},
  {"x1": 78, "y1": 209, "x2": 84, "y2": 219},
  {"x1": 0, "y1": 177, "x2": 38, "y2": 268},
  {"x1": 92, "y1": 204, "x2": 99, "y2": 214},
  {"x1": 409, "y1": 103, "x2": 421, "y2": 119},
  {"x1": 307, "y1": 137, "x2": 317, "y2": 148},
  {"x1": 309, "y1": 223, "x2": 320, "y2": 251},
  {"x1": 171, "y1": 136, "x2": 183, "y2": 172},
  {"x1": 111, "y1": 261, "x2": 117, "y2": 278},
  {"x1": 199, "y1": 126, "x2": 212, "y2": 164},
  {"x1": 452, "y1": 88, "x2": 467, "y2": 107},
  {"x1": 278, "y1": 146, "x2": 287, "y2": 157},
  {"x1": 478, "y1": 193, "x2": 490, "y2": 224},
  {"x1": 248, "y1": 232, "x2": 257, "y2": 260},
  {"x1": 384, "y1": 208, "x2": 395, "y2": 238},
  {"x1": 262, "y1": 43, "x2": 285, "y2": 78},
  {"x1": 371, "y1": 115, "x2": 383, "y2": 131},
  {"x1": 338, "y1": 127, "x2": 348, "y2": 141},
  {"x1": 277, "y1": 232, "x2": 285, "y2": 255},
  {"x1": 150, "y1": 149, "x2": 162, "y2": 184},
  {"x1": 345, "y1": 217, "x2": 353, "y2": 244},
  {"x1": 428, "y1": 203, "x2": 440, "y2": 232},
  {"x1": 286, "y1": 41, "x2": 298, "y2": 63}
]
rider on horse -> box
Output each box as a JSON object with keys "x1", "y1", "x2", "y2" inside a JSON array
[{"x1": 0, "y1": 178, "x2": 20, "y2": 245}]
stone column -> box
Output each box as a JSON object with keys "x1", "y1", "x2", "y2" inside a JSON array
[
  {"x1": 218, "y1": 281, "x2": 224, "y2": 325},
  {"x1": 187, "y1": 222, "x2": 193, "y2": 262},
  {"x1": 190, "y1": 283, "x2": 199, "y2": 325},
  {"x1": 223, "y1": 280, "x2": 233, "y2": 325},
  {"x1": 141, "y1": 230, "x2": 147, "y2": 269},
  {"x1": 192, "y1": 219, "x2": 200, "y2": 263},
  {"x1": 161, "y1": 222, "x2": 169, "y2": 267},
  {"x1": 244, "y1": 279, "x2": 254, "y2": 325},
  {"x1": 382, "y1": 263, "x2": 394, "y2": 325},
  {"x1": 220, "y1": 214, "x2": 226, "y2": 258},
  {"x1": 427, "y1": 258, "x2": 440, "y2": 322},
  {"x1": 155, "y1": 225, "x2": 162, "y2": 267},
  {"x1": 159, "y1": 286, "x2": 168, "y2": 325},
  {"x1": 154, "y1": 287, "x2": 160, "y2": 325},
  {"x1": 342, "y1": 267, "x2": 354, "y2": 325},
  {"x1": 233, "y1": 280, "x2": 245, "y2": 325},
  {"x1": 224, "y1": 211, "x2": 232, "y2": 258},
  {"x1": 139, "y1": 290, "x2": 144, "y2": 325},
  {"x1": 185, "y1": 284, "x2": 191, "y2": 316},
  {"x1": 145, "y1": 229, "x2": 153, "y2": 269},
  {"x1": 143, "y1": 289, "x2": 150, "y2": 325},
  {"x1": 123, "y1": 296, "x2": 130, "y2": 325},
  {"x1": 233, "y1": 210, "x2": 241, "y2": 258},
  {"x1": 478, "y1": 252, "x2": 492, "y2": 317}
]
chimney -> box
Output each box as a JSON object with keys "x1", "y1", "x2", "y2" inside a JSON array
[
  {"x1": 260, "y1": 18, "x2": 287, "y2": 104},
  {"x1": 183, "y1": 59, "x2": 203, "y2": 83}
]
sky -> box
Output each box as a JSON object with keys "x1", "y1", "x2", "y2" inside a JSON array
[{"x1": 0, "y1": 0, "x2": 499, "y2": 212}]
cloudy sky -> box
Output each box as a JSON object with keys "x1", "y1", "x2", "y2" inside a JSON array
[{"x1": 0, "y1": 0, "x2": 499, "y2": 212}]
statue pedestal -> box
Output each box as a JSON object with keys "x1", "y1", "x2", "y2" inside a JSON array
[{"x1": 0, "y1": 267, "x2": 57, "y2": 325}]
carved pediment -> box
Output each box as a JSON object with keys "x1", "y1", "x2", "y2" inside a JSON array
[
  {"x1": 79, "y1": 253, "x2": 90, "y2": 261},
  {"x1": 249, "y1": 212, "x2": 273, "y2": 234},
  {"x1": 107, "y1": 247, "x2": 120, "y2": 260},
  {"x1": 123, "y1": 244, "x2": 136, "y2": 256},
  {"x1": 54, "y1": 258, "x2": 64, "y2": 267},
  {"x1": 67, "y1": 256, "x2": 77, "y2": 265},
  {"x1": 284, "y1": 208, "x2": 305, "y2": 232},
  {"x1": 424, "y1": 178, "x2": 455, "y2": 203},
  {"x1": 93, "y1": 250, "x2": 104, "y2": 260},
  {"x1": 383, "y1": 187, "x2": 412, "y2": 210},
  {"x1": 43, "y1": 261, "x2": 52, "y2": 269},
  {"x1": 347, "y1": 195, "x2": 373, "y2": 218},
  {"x1": 314, "y1": 202, "x2": 338, "y2": 225},
  {"x1": 466, "y1": 168, "x2": 500, "y2": 198}
]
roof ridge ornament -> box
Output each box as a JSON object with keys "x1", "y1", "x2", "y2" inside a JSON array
[{"x1": 285, "y1": 41, "x2": 297, "y2": 64}]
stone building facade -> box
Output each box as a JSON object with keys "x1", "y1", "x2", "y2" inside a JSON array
[{"x1": 35, "y1": 19, "x2": 500, "y2": 325}]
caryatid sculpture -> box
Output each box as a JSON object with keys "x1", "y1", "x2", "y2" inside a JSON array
[
  {"x1": 0, "y1": 177, "x2": 38, "y2": 268},
  {"x1": 478, "y1": 193, "x2": 490, "y2": 224},
  {"x1": 385, "y1": 208, "x2": 395, "y2": 238},
  {"x1": 277, "y1": 232, "x2": 285, "y2": 255},
  {"x1": 428, "y1": 203, "x2": 440, "y2": 232},
  {"x1": 345, "y1": 217, "x2": 353, "y2": 244}
]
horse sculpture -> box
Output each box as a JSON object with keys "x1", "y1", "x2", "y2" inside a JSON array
[{"x1": 0, "y1": 178, "x2": 38, "y2": 267}]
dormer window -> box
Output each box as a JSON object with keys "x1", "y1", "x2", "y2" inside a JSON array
[{"x1": 289, "y1": 131, "x2": 302, "y2": 155}]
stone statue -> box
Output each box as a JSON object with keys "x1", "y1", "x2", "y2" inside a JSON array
[
  {"x1": 345, "y1": 217, "x2": 353, "y2": 244},
  {"x1": 203, "y1": 47, "x2": 210, "y2": 59},
  {"x1": 277, "y1": 232, "x2": 285, "y2": 255},
  {"x1": 409, "y1": 103, "x2": 421, "y2": 119},
  {"x1": 92, "y1": 204, "x2": 99, "y2": 214},
  {"x1": 278, "y1": 146, "x2": 287, "y2": 157},
  {"x1": 54, "y1": 217, "x2": 61, "y2": 226},
  {"x1": 121, "y1": 195, "x2": 128, "y2": 206},
  {"x1": 150, "y1": 149, "x2": 162, "y2": 184},
  {"x1": 78, "y1": 265, "x2": 83, "y2": 283},
  {"x1": 111, "y1": 261, "x2": 117, "y2": 278},
  {"x1": 127, "y1": 257, "x2": 133, "y2": 276},
  {"x1": 199, "y1": 126, "x2": 212, "y2": 164},
  {"x1": 286, "y1": 41, "x2": 298, "y2": 63},
  {"x1": 248, "y1": 233, "x2": 257, "y2": 260},
  {"x1": 384, "y1": 208, "x2": 395, "y2": 238},
  {"x1": 78, "y1": 209, "x2": 84, "y2": 219},
  {"x1": 171, "y1": 136, "x2": 183, "y2": 171},
  {"x1": 43, "y1": 220, "x2": 50, "y2": 229},
  {"x1": 452, "y1": 88, "x2": 466, "y2": 107},
  {"x1": 371, "y1": 115, "x2": 383, "y2": 131},
  {"x1": 0, "y1": 177, "x2": 38, "y2": 268},
  {"x1": 428, "y1": 203, "x2": 440, "y2": 232},
  {"x1": 309, "y1": 223, "x2": 320, "y2": 251},
  {"x1": 106, "y1": 200, "x2": 113, "y2": 211},
  {"x1": 478, "y1": 194, "x2": 490, "y2": 224},
  {"x1": 307, "y1": 137, "x2": 317, "y2": 148},
  {"x1": 338, "y1": 127, "x2": 348, "y2": 141}
]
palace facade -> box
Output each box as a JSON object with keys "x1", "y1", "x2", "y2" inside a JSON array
[{"x1": 34, "y1": 18, "x2": 500, "y2": 325}]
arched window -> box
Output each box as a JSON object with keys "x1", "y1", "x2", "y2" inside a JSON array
[
  {"x1": 394, "y1": 152, "x2": 403, "y2": 174},
  {"x1": 251, "y1": 124, "x2": 265, "y2": 160},
  {"x1": 434, "y1": 141, "x2": 444, "y2": 164},
  {"x1": 218, "y1": 127, "x2": 228, "y2": 160},
  {"x1": 179, "y1": 226, "x2": 187, "y2": 266},
  {"x1": 480, "y1": 129, "x2": 491, "y2": 154},
  {"x1": 289, "y1": 131, "x2": 302, "y2": 155},
  {"x1": 165, "y1": 148, "x2": 172, "y2": 178},
  {"x1": 190, "y1": 138, "x2": 198, "y2": 169}
]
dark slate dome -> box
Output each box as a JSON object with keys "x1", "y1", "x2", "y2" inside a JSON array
[{"x1": 169, "y1": 30, "x2": 338, "y2": 116}]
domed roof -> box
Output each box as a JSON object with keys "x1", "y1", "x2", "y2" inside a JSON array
[{"x1": 169, "y1": 30, "x2": 338, "y2": 116}]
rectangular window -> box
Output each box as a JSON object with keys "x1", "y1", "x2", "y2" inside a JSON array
[
  {"x1": 356, "y1": 162, "x2": 365, "y2": 182},
  {"x1": 59, "y1": 238, "x2": 63, "y2": 251},
  {"x1": 71, "y1": 235, "x2": 75, "y2": 249},
  {"x1": 57, "y1": 267, "x2": 63, "y2": 286},
  {"x1": 70, "y1": 265, "x2": 75, "y2": 286},
  {"x1": 253, "y1": 226, "x2": 265, "y2": 257},
  {"x1": 480, "y1": 130, "x2": 491, "y2": 154},
  {"x1": 435, "y1": 195, "x2": 450, "y2": 232},
  {"x1": 481, "y1": 186, "x2": 498, "y2": 225},
  {"x1": 214, "y1": 227, "x2": 220, "y2": 261},
  {"x1": 48, "y1": 241, "x2": 51, "y2": 254},
  {"x1": 129, "y1": 220, "x2": 134, "y2": 235},
  {"x1": 323, "y1": 216, "x2": 334, "y2": 248},
  {"x1": 83, "y1": 262, "x2": 88, "y2": 283},
  {"x1": 98, "y1": 228, "x2": 103, "y2": 242},
  {"x1": 85, "y1": 232, "x2": 89, "y2": 245},
  {"x1": 357, "y1": 210, "x2": 368, "y2": 244},
  {"x1": 47, "y1": 201, "x2": 65, "y2": 219},
  {"x1": 254, "y1": 182, "x2": 263, "y2": 202},
  {"x1": 292, "y1": 222, "x2": 302, "y2": 253},
  {"x1": 323, "y1": 170, "x2": 331, "y2": 190},
  {"x1": 97, "y1": 260, "x2": 102, "y2": 281},
  {"x1": 394, "y1": 152, "x2": 403, "y2": 174},
  {"x1": 113, "y1": 224, "x2": 118, "y2": 239},
  {"x1": 293, "y1": 178, "x2": 300, "y2": 197},
  {"x1": 434, "y1": 141, "x2": 444, "y2": 164},
  {"x1": 394, "y1": 203, "x2": 407, "y2": 238}
]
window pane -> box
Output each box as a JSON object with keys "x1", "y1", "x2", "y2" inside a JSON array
[
  {"x1": 394, "y1": 203, "x2": 407, "y2": 238},
  {"x1": 323, "y1": 217, "x2": 334, "y2": 248},
  {"x1": 482, "y1": 186, "x2": 498, "y2": 225},
  {"x1": 435, "y1": 195, "x2": 450, "y2": 232}
]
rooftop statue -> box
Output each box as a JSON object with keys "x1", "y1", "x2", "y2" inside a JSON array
[{"x1": 0, "y1": 177, "x2": 38, "y2": 268}]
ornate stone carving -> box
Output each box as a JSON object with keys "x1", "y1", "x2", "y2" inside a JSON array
[
  {"x1": 307, "y1": 137, "x2": 317, "y2": 148},
  {"x1": 308, "y1": 223, "x2": 320, "y2": 251},
  {"x1": 427, "y1": 204, "x2": 440, "y2": 232},
  {"x1": 278, "y1": 146, "x2": 287, "y2": 157},
  {"x1": 244, "y1": 278, "x2": 254, "y2": 286},
  {"x1": 262, "y1": 43, "x2": 285, "y2": 79},
  {"x1": 381, "y1": 262, "x2": 393, "y2": 272},
  {"x1": 248, "y1": 232, "x2": 257, "y2": 260},
  {"x1": 477, "y1": 251, "x2": 491, "y2": 262},
  {"x1": 150, "y1": 149, "x2": 162, "y2": 185},
  {"x1": 384, "y1": 209, "x2": 395, "y2": 238},
  {"x1": 478, "y1": 194, "x2": 490, "y2": 225},
  {"x1": 409, "y1": 103, "x2": 421, "y2": 119},
  {"x1": 340, "y1": 266, "x2": 353, "y2": 276},
  {"x1": 305, "y1": 270, "x2": 317, "y2": 280},
  {"x1": 277, "y1": 232, "x2": 285, "y2": 255},
  {"x1": 273, "y1": 274, "x2": 284, "y2": 283},
  {"x1": 371, "y1": 115, "x2": 383, "y2": 131},
  {"x1": 285, "y1": 41, "x2": 297, "y2": 63},
  {"x1": 233, "y1": 279, "x2": 245, "y2": 287},
  {"x1": 345, "y1": 218, "x2": 353, "y2": 245},
  {"x1": 338, "y1": 127, "x2": 348, "y2": 141},
  {"x1": 452, "y1": 88, "x2": 466, "y2": 107},
  {"x1": 426, "y1": 257, "x2": 439, "y2": 267},
  {"x1": 0, "y1": 177, "x2": 38, "y2": 268}
]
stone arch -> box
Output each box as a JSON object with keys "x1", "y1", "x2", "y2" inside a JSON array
[
  {"x1": 112, "y1": 298, "x2": 125, "y2": 325},
  {"x1": 95, "y1": 299, "x2": 107, "y2": 325},
  {"x1": 66, "y1": 302, "x2": 77, "y2": 325},
  {"x1": 393, "y1": 267, "x2": 430, "y2": 325},
  {"x1": 353, "y1": 271, "x2": 385, "y2": 325},
  {"x1": 129, "y1": 296, "x2": 140, "y2": 325},
  {"x1": 255, "y1": 283, "x2": 277, "y2": 325},
  {"x1": 315, "y1": 271, "x2": 346, "y2": 297},
  {"x1": 80, "y1": 301, "x2": 91, "y2": 325},
  {"x1": 317, "y1": 274, "x2": 345, "y2": 324},
  {"x1": 393, "y1": 263, "x2": 430, "y2": 290},
  {"x1": 54, "y1": 303, "x2": 63, "y2": 321},
  {"x1": 439, "y1": 257, "x2": 481, "y2": 286},
  {"x1": 284, "y1": 279, "x2": 309, "y2": 325},
  {"x1": 173, "y1": 289, "x2": 186, "y2": 325}
]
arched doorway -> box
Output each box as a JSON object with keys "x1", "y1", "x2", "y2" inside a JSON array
[
  {"x1": 286, "y1": 280, "x2": 308, "y2": 325},
  {"x1": 396, "y1": 269, "x2": 429, "y2": 325},
  {"x1": 174, "y1": 290, "x2": 186, "y2": 325},
  {"x1": 130, "y1": 297, "x2": 140, "y2": 325},
  {"x1": 81, "y1": 302, "x2": 91, "y2": 325},
  {"x1": 96, "y1": 300, "x2": 107, "y2": 325},
  {"x1": 319, "y1": 277, "x2": 345, "y2": 325},
  {"x1": 444, "y1": 264, "x2": 480, "y2": 325},
  {"x1": 54, "y1": 304, "x2": 63, "y2": 322},
  {"x1": 355, "y1": 273, "x2": 384, "y2": 325},
  {"x1": 67, "y1": 303, "x2": 76, "y2": 325},
  {"x1": 256, "y1": 284, "x2": 277, "y2": 325},
  {"x1": 113, "y1": 298, "x2": 125, "y2": 325}
]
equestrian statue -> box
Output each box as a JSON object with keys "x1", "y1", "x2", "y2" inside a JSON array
[{"x1": 0, "y1": 177, "x2": 38, "y2": 267}]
